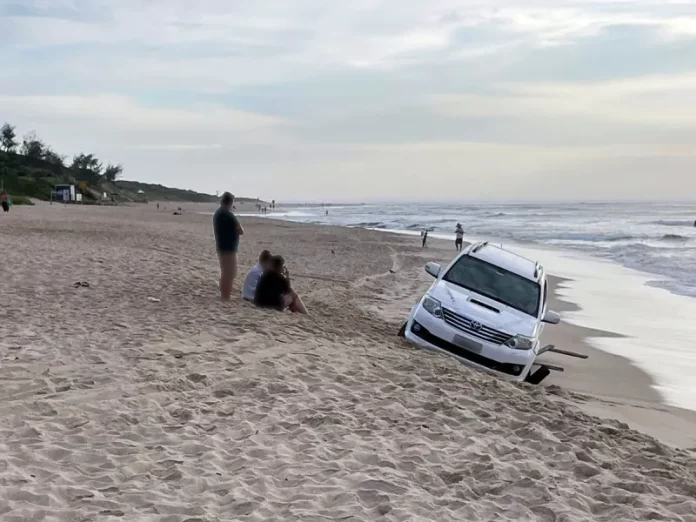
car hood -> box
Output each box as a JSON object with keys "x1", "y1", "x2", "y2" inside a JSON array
[{"x1": 428, "y1": 280, "x2": 539, "y2": 338}]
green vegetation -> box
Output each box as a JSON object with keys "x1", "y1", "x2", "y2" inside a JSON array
[
  {"x1": 8, "y1": 195, "x2": 35, "y2": 205},
  {"x1": 114, "y1": 180, "x2": 221, "y2": 203},
  {"x1": 0, "y1": 123, "x2": 220, "y2": 203}
]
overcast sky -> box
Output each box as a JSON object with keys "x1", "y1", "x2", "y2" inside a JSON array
[{"x1": 2, "y1": 0, "x2": 696, "y2": 201}]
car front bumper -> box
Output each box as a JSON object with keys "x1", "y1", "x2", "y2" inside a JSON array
[{"x1": 404, "y1": 303, "x2": 537, "y2": 381}]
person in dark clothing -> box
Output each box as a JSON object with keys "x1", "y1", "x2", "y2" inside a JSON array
[
  {"x1": 213, "y1": 192, "x2": 244, "y2": 300},
  {"x1": 421, "y1": 229, "x2": 428, "y2": 248},
  {"x1": 0, "y1": 191, "x2": 8, "y2": 212},
  {"x1": 254, "y1": 255, "x2": 308, "y2": 314},
  {"x1": 455, "y1": 223, "x2": 464, "y2": 251}
]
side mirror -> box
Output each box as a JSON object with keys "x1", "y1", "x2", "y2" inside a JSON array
[
  {"x1": 425, "y1": 262, "x2": 441, "y2": 278},
  {"x1": 543, "y1": 310, "x2": 561, "y2": 325}
]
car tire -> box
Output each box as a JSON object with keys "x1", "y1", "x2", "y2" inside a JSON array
[
  {"x1": 397, "y1": 322, "x2": 407, "y2": 337},
  {"x1": 526, "y1": 365, "x2": 551, "y2": 385}
]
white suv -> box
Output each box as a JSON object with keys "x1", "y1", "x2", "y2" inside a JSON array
[{"x1": 401, "y1": 242, "x2": 561, "y2": 384}]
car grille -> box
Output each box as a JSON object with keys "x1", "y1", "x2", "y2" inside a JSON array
[
  {"x1": 410, "y1": 322, "x2": 523, "y2": 377},
  {"x1": 442, "y1": 308, "x2": 512, "y2": 345}
]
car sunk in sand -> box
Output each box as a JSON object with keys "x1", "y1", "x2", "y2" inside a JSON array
[{"x1": 400, "y1": 242, "x2": 587, "y2": 384}]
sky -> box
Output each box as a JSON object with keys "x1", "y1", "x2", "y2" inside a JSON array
[{"x1": 1, "y1": 0, "x2": 696, "y2": 202}]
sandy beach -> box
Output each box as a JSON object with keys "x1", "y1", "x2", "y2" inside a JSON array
[{"x1": 1, "y1": 202, "x2": 695, "y2": 522}]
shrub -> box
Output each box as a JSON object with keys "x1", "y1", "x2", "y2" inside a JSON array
[{"x1": 9, "y1": 194, "x2": 34, "y2": 205}]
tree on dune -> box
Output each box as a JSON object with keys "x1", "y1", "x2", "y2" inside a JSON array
[
  {"x1": 104, "y1": 163, "x2": 123, "y2": 182},
  {"x1": 71, "y1": 152, "x2": 103, "y2": 175},
  {"x1": 43, "y1": 148, "x2": 66, "y2": 167},
  {"x1": 1, "y1": 123, "x2": 17, "y2": 153},
  {"x1": 20, "y1": 131, "x2": 46, "y2": 160},
  {"x1": 71, "y1": 152, "x2": 105, "y2": 185}
]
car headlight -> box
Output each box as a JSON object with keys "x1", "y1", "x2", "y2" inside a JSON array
[
  {"x1": 422, "y1": 295, "x2": 443, "y2": 319},
  {"x1": 505, "y1": 335, "x2": 535, "y2": 350}
]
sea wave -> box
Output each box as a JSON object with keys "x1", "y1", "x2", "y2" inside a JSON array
[
  {"x1": 660, "y1": 234, "x2": 690, "y2": 242},
  {"x1": 536, "y1": 233, "x2": 639, "y2": 243},
  {"x1": 353, "y1": 221, "x2": 388, "y2": 229},
  {"x1": 264, "y1": 202, "x2": 696, "y2": 300},
  {"x1": 649, "y1": 220, "x2": 694, "y2": 227}
]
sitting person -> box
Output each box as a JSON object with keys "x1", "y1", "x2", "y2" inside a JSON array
[
  {"x1": 242, "y1": 249, "x2": 272, "y2": 301},
  {"x1": 254, "y1": 255, "x2": 308, "y2": 314}
]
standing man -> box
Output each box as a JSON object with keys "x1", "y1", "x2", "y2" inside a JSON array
[
  {"x1": 213, "y1": 192, "x2": 244, "y2": 300},
  {"x1": 455, "y1": 223, "x2": 464, "y2": 251}
]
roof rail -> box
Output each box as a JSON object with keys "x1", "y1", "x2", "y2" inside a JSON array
[{"x1": 471, "y1": 241, "x2": 488, "y2": 253}]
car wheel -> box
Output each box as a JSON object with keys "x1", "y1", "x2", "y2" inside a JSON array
[
  {"x1": 526, "y1": 365, "x2": 551, "y2": 385},
  {"x1": 397, "y1": 322, "x2": 407, "y2": 337}
]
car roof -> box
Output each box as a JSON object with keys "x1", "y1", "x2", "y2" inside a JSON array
[{"x1": 467, "y1": 243, "x2": 542, "y2": 282}]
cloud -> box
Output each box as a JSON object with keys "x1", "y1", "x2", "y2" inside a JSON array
[
  {"x1": 170, "y1": 139, "x2": 696, "y2": 202},
  {"x1": 1, "y1": 0, "x2": 696, "y2": 200},
  {"x1": 430, "y1": 72, "x2": 696, "y2": 128},
  {"x1": 4, "y1": 1, "x2": 696, "y2": 88},
  {"x1": 0, "y1": 93, "x2": 289, "y2": 169},
  {"x1": 125, "y1": 144, "x2": 224, "y2": 151},
  {"x1": 0, "y1": 94, "x2": 286, "y2": 131},
  {"x1": 3, "y1": 1, "x2": 693, "y2": 66}
]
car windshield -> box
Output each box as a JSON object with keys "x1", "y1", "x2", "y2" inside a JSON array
[{"x1": 443, "y1": 255, "x2": 541, "y2": 317}]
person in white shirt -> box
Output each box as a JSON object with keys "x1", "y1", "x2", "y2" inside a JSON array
[
  {"x1": 242, "y1": 250, "x2": 272, "y2": 301},
  {"x1": 455, "y1": 223, "x2": 464, "y2": 251}
]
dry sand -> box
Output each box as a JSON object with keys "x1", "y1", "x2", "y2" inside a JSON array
[{"x1": 1, "y1": 202, "x2": 695, "y2": 522}]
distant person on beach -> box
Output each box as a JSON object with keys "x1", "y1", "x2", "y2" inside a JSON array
[
  {"x1": 254, "y1": 255, "x2": 308, "y2": 314},
  {"x1": 0, "y1": 191, "x2": 8, "y2": 213},
  {"x1": 242, "y1": 250, "x2": 272, "y2": 301},
  {"x1": 455, "y1": 223, "x2": 464, "y2": 251},
  {"x1": 421, "y1": 229, "x2": 428, "y2": 248},
  {"x1": 213, "y1": 192, "x2": 244, "y2": 300}
]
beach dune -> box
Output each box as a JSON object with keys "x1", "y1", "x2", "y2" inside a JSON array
[{"x1": 1, "y1": 203, "x2": 695, "y2": 521}]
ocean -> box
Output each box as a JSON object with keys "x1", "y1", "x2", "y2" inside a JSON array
[
  {"x1": 258, "y1": 202, "x2": 696, "y2": 299},
  {"x1": 239, "y1": 202, "x2": 696, "y2": 410}
]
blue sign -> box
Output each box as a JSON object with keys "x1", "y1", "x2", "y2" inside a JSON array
[{"x1": 55, "y1": 184, "x2": 72, "y2": 202}]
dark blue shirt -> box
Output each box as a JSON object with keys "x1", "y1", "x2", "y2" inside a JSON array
[{"x1": 213, "y1": 207, "x2": 240, "y2": 253}]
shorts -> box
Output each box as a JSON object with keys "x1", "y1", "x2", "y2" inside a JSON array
[
  {"x1": 216, "y1": 242, "x2": 239, "y2": 254},
  {"x1": 218, "y1": 252, "x2": 237, "y2": 277},
  {"x1": 1, "y1": 201, "x2": 8, "y2": 212},
  {"x1": 215, "y1": 234, "x2": 239, "y2": 254},
  {"x1": 455, "y1": 238, "x2": 463, "y2": 246}
]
